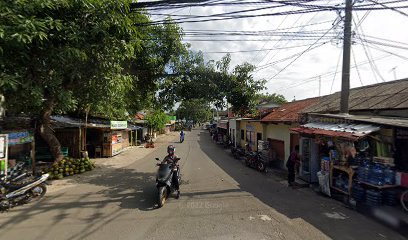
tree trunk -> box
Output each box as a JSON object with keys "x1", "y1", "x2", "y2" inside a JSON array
[{"x1": 38, "y1": 97, "x2": 64, "y2": 162}]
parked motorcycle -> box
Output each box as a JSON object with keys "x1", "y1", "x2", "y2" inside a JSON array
[
  {"x1": 245, "y1": 152, "x2": 267, "y2": 172},
  {"x1": 0, "y1": 173, "x2": 49, "y2": 211},
  {"x1": 155, "y1": 157, "x2": 181, "y2": 208},
  {"x1": 231, "y1": 145, "x2": 247, "y2": 160},
  {"x1": 1, "y1": 162, "x2": 35, "y2": 185}
]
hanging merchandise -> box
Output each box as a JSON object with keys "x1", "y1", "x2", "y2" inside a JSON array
[
  {"x1": 358, "y1": 140, "x2": 370, "y2": 152},
  {"x1": 327, "y1": 140, "x2": 334, "y2": 148},
  {"x1": 321, "y1": 157, "x2": 330, "y2": 172},
  {"x1": 317, "y1": 171, "x2": 331, "y2": 197}
]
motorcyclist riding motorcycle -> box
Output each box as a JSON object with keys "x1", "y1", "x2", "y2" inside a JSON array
[
  {"x1": 161, "y1": 145, "x2": 180, "y2": 198},
  {"x1": 180, "y1": 130, "x2": 185, "y2": 143}
]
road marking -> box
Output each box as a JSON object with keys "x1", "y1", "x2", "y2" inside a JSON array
[
  {"x1": 258, "y1": 215, "x2": 272, "y2": 221},
  {"x1": 323, "y1": 212, "x2": 348, "y2": 220}
]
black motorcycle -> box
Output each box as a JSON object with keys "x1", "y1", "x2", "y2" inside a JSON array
[
  {"x1": 231, "y1": 145, "x2": 246, "y2": 160},
  {"x1": 245, "y1": 152, "x2": 267, "y2": 172},
  {"x1": 155, "y1": 157, "x2": 181, "y2": 208}
]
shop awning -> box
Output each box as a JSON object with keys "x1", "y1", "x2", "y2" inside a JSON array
[
  {"x1": 128, "y1": 125, "x2": 142, "y2": 130},
  {"x1": 290, "y1": 122, "x2": 380, "y2": 140},
  {"x1": 217, "y1": 120, "x2": 228, "y2": 129}
]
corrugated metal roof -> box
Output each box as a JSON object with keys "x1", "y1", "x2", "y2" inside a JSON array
[
  {"x1": 291, "y1": 122, "x2": 380, "y2": 140},
  {"x1": 302, "y1": 122, "x2": 380, "y2": 136},
  {"x1": 304, "y1": 78, "x2": 408, "y2": 113},
  {"x1": 310, "y1": 113, "x2": 408, "y2": 128},
  {"x1": 261, "y1": 98, "x2": 320, "y2": 122},
  {"x1": 51, "y1": 116, "x2": 110, "y2": 129}
]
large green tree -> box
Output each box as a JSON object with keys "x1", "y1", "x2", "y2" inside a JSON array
[
  {"x1": 176, "y1": 99, "x2": 212, "y2": 124},
  {"x1": 159, "y1": 52, "x2": 265, "y2": 115},
  {"x1": 256, "y1": 93, "x2": 287, "y2": 105},
  {"x1": 145, "y1": 109, "x2": 168, "y2": 135},
  {"x1": 0, "y1": 0, "x2": 182, "y2": 161}
]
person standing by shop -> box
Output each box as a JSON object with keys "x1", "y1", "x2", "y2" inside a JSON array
[{"x1": 286, "y1": 145, "x2": 300, "y2": 187}]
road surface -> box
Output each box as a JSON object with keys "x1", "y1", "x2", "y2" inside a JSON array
[{"x1": 0, "y1": 130, "x2": 405, "y2": 240}]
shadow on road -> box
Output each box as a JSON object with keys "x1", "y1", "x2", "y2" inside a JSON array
[
  {"x1": 196, "y1": 130, "x2": 406, "y2": 240},
  {"x1": 0, "y1": 155, "x2": 162, "y2": 240}
]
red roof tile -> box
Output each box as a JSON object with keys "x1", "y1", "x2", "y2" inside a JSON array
[
  {"x1": 261, "y1": 98, "x2": 320, "y2": 122},
  {"x1": 135, "y1": 113, "x2": 145, "y2": 120}
]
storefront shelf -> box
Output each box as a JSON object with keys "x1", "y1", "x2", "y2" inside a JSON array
[
  {"x1": 356, "y1": 181, "x2": 398, "y2": 189},
  {"x1": 331, "y1": 186, "x2": 350, "y2": 195},
  {"x1": 330, "y1": 162, "x2": 355, "y2": 195},
  {"x1": 332, "y1": 165, "x2": 354, "y2": 175}
]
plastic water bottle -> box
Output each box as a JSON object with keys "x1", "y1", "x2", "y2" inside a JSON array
[
  {"x1": 370, "y1": 164, "x2": 384, "y2": 186},
  {"x1": 384, "y1": 166, "x2": 395, "y2": 185}
]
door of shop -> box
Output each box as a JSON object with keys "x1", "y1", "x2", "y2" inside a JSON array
[
  {"x1": 290, "y1": 133, "x2": 300, "y2": 152},
  {"x1": 268, "y1": 138, "x2": 284, "y2": 168}
]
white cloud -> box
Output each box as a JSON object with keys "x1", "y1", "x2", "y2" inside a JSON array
[{"x1": 143, "y1": 0, "x2": 408, "y2": 101}]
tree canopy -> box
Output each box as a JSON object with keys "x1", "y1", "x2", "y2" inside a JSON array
[
  {"x1": 176, "y1": 99, "x2": 212, "y2": 124},
  {"x1": 256, "y1": 93, "x2": 287, "y2": 105},
  {"x1": 0, "y1": 0, "x2": 186, "y2": 160},
  {"x1": 0, "y1": 0, "x2": 270, "y2": 160}
]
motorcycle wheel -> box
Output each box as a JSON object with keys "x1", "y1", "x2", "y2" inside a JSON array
[
  {"x1": 257, "y1": 162, "x2": 266, "y2": 172},
  {"x1": 158, "y1": 186, "x2": 167, "y2": 208},
  {"x1": 25, "y1": 183, "x2": 47, "y2": 203}
]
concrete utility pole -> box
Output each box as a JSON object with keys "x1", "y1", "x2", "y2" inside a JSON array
[
  {"x1": 390, "y1": 67, "x2": 397, "y2": 80},
  {"x1": 318, "y1": 75, "x2": 321, "y2": 97},
  {"x1": 340, "y1": 0, "x2": 353, "y2": 114}
]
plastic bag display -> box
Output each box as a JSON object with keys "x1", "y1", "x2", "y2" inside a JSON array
[{"x1": 317, "y1": 171, "x2": 331, "y2": 197}]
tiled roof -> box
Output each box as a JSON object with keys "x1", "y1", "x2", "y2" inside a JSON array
[
  {"x1": 261, "y1": 98, "x2": 321, "y2": 122},
  {"x1": 135, "y1": 113, "x2": 145, "y2": 120},
  {"x1": 303, "y1": 78, "x2": 408, "y2": 113}
]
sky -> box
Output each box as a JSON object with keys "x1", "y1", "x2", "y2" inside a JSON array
[{"x1": 141, "y1": 0, "x2": 408, "y2": 101}]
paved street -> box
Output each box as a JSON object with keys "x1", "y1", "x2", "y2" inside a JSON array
[{"x1": 0, "y1": 130, "x2": 406, "y2": 240}]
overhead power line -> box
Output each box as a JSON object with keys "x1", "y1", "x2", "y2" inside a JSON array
[
  {"x1": 366, "y1": 0, "x2": 408, "y2": 17},
  {"x1": 202, "y1": 42, "x2": 325, "y2": 53},
  {"x1": 272, "y1": 54, "x2": 392, "y2": 92},
  {"x1": 265, "y1": 23, "x2": 337, "y2": 81}
]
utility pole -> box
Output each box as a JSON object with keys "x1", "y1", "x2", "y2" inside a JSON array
[
  {"x1": 340, "y1": 0, "x2": 353, "y2": 114},
  {"x1": 390, "y1": 67, "x2": 397, "y2": 80}
]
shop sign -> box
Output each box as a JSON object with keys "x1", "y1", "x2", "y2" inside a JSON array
[
  {"x1": 396, "y1": 128, "x2": 408, "y2": 140},
  {"x1": 0, "y1": 134, "x2": 8, "y2": 175},
  {"x1": 246, "y1": 124, "x2": 255, "y2": 132},
  {"x1": 0, "y1": 135, "x2": 7, "y2": 159},
  {"x1": 110, "y1": 121, "x2": 127, "y2": 129},
  {"x1": 7, "y1": 131, "x2": 34, "y2": 146}
]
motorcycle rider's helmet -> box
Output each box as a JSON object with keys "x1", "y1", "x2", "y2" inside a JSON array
[{"x1": 167, "y1": 145, "x2": 175, "y2": 156}]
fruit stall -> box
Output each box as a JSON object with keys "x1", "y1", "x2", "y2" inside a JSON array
[{"x1": 46, "y1": 157, "x2": 96, "y2": 180}]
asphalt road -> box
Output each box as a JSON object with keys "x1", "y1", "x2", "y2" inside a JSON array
[{"x1": 0, "y1": 130, "x2": 405, "y2": 240}]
